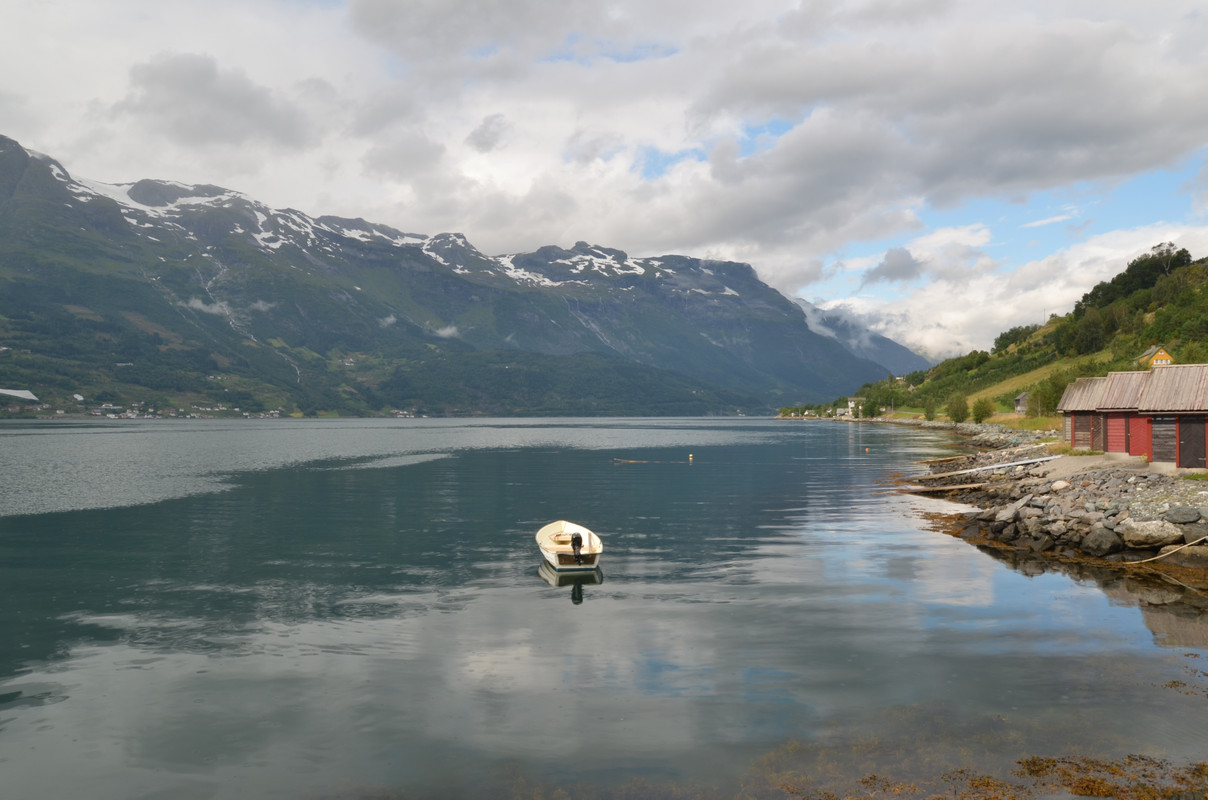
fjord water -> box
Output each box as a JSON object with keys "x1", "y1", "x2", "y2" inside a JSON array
[{"x1": 1, "y1": 418, "x2": 1205, "y2": 799}]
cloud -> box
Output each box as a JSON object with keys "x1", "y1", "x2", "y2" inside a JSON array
[
  {"x1": 862, "y1": 247, "x2": 924, "y2": 284},
  {"x1": 181, "y1": 297, "x2": 232, "y2": 316},
  {"x1": 1022, "y1": 213, "x2": 1075, "y2": 229},
  {"x1": 826, "y1": 223, "x2": 1208, "y2": 360},
  {"x1": 465, "y1": 113, "x2": 510, "y2": 153},
  {"x1": 113, "y1": 53, "x2": 316, "y2": 150},
  {"x1": 362, "y1": 131, "x2": 447, "y2": 180}
]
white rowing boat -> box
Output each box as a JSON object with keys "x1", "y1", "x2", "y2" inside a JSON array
[{"x1": 535, "y1": 520, "x2": 603, "y2": 571}]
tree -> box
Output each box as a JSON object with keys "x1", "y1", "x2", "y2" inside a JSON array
[
  {"x1": 1073, "y1": 307, "x2": 1106, "y2": 354},
  {"x1": 971, "y1": 396, "x2": 995, "y2": 424},
  {"x1": 992, "y1": 324, "x2": 1040, "y2": 354},
  {"x1": 1027, "y1": 372, "x2": 1073, "y2": 417},
  {"x1": 1074, "y1": 242, "x2": 1193, "y2": 315},
  {"x1": 946, "y1": 392, "x2": 969, "y2": 423},
  {"x1": 923, "y1": 397, "x2": 936, "y2": 421}
]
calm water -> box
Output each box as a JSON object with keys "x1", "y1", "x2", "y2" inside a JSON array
[{"x1": 1, "y1": 418, "x2": 1206, "y2": 799}]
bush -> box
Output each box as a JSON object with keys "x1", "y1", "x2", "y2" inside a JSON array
[
  {"x1": 946, "y1": 393, "x2": 969, "y2": 423},
  {"x1": 923, "y1": 397, "x2": 936, "y2": 421},
  {"x1": 971, "y1": 397, "x2": 995, "y2": 423}
]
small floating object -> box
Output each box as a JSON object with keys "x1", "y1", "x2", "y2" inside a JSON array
[{"x1": 535, "y1": 520, "x2": 603, "y2": 571}]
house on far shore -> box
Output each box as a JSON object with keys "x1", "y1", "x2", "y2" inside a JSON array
[
  {"x1": 1136, "y1": 345, "x2": 1174, "y2": 368},
  {"x1": 1014, "y1": 392, "x2": 1029, "y2": 414}
]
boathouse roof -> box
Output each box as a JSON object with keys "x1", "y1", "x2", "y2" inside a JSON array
[
  {"x1": 1136, "y1": 363, "x2": 1208, "y2": 412},
  {"x1": 1097, "y1": 371, "x2": 1150, "y2": 411},
  {"x1": 1056, "y1": 376, "x2": 1106, "y2": 412}
]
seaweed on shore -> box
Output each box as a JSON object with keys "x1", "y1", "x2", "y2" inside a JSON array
[{"x1": 321, "y1": 751, "x2": 1208, "y2": 800}]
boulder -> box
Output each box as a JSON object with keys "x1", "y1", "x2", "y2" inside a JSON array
[
  {"x1": 1164, "y1": 505, "x2": 1201, "y2": 524},
  {"x1": 1081, "y1": 527, "x2": 1124, "y2": 557},
  {"x1": 1050, "y1": 479, "x2": 1071, "y2": 491},
  {"x1": 994, "y1": 494, "x2": 1033, "y2": 523},
  {"x1": 1118, "y1": 518, "x2": 1185, "y2": 549},
  {"x1": 1180, "y1": 521, "x2": 1208, "y2": 546},
  {"x1": 1030, "y1": 536, "x2": 1055, "y2": 553}
]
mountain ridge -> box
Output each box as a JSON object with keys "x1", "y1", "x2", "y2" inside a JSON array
[{"x1": 0, "y1": 134, "x2": 922, "y2": 416}]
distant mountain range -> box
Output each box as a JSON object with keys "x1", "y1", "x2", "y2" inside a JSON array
[{"x1": 0, "y1": 134, "x2": 927, "y2": 416}]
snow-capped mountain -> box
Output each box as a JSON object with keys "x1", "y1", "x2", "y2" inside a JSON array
[{"x1": 1, "y1": 134, "x2": 895, "y2": 414}]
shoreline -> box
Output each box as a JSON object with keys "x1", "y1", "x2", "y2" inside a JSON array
[{"x1": 879, "y1": 416, "x2": 1208, "y2": 595}]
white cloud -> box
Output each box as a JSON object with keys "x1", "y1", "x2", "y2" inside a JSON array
[
  {"x1": 1022, "y1": 213, "x2": 1075, "y2": 229},
  {"x1": 181, "y1": 297, "x2": 232, "y2": 316},
  {"x1": 827, "y1": 223, "x2": 1208, "y2": 359}
]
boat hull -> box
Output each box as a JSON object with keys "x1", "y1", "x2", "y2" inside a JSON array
[{"x1": 535, "y1": 520, "x2": 603, "y2": 572}]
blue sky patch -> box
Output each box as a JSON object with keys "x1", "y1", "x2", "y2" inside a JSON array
[
  {"x1": 636, "y1": 145, "x2": 706, "y2": 179},
  {"x1": 739, "y1": 119, "x2": 795, "y2": 158}
]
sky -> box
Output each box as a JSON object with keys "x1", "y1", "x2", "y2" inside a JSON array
[{"x1": 3, "y1": 0, "x2": 1208, "y2": 359}]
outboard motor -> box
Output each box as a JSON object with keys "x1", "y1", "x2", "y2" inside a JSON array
[{"x1": 570, "y1": 531, "x2": 583, "y2": 564}]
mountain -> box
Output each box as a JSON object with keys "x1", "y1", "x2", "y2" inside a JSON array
[
  {"x1": 794, "y1": 299, "x2": 932, "y2": 377},
  {"x1": 0, "y1": 134, "x2": 890, "y2": 416}
]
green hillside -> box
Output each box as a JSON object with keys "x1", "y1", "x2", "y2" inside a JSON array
[{"x1": 791, "y1": 243, "x2": 1207, "y2": 419}]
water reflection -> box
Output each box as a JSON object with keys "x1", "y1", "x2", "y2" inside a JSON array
[
  {"x1": 537, "y1": 562, "x2": 604, "y2": 604},
  {"x1": 2, "y1": 420, "x2": 1206, "y2": 800},
  {"x1": 969, "y1": 544, "x2": 1208, "y2": 648}
]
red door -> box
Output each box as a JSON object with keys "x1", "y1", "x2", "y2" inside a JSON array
[
  {"x1": 1128, "y1": 415, "x2": 1152, "y2": 459},
  {"x1": 1106, "y1": 413, "x2": 1127, "y2": 452}
]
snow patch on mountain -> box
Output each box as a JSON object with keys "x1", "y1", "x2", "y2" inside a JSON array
[{"x1": 497, "y1": 254, "x2": 566, "y2": 286}]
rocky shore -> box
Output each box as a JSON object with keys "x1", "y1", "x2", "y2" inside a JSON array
[{"x1": 893, "y1": 420, "x2": 1208, "y2": 584}]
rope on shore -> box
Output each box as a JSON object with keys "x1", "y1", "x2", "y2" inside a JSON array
[{"x1": 1129, "y1": 535, "x2": 1208, "y2": 564}]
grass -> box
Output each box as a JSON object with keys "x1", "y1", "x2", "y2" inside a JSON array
[
  {"x1": 879, "y1": 411, "x2": 1064, "y2": 434},
  {"x1": 990, "y1": 413, "x2": 1062, "y2": 432},
  {"x1": 966, "y1": 350, "x2": 1116, "y2": 406}
]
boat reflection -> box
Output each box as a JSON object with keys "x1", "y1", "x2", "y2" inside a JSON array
[{"x1": 537, "y1": 561, "x2": 604, "y2": 604}]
